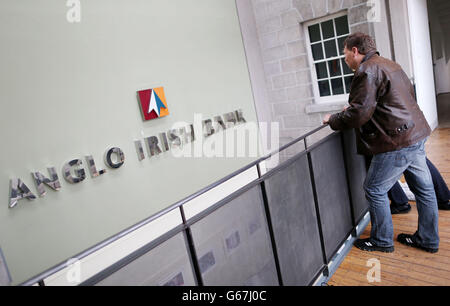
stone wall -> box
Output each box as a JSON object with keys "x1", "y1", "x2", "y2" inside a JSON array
[{"x1": 249, "y1": 0, "x2": 376, "y2": 146}]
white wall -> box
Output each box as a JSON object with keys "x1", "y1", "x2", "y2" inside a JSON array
[{"x1": 407, "y1": 0, "x2": 438, "y2": 129}]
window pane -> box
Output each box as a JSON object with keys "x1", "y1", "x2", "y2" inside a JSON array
[
  {"x1": 335, "y1": 16, "x2": 349, "y2": 36},
  {"x1": 318, "y1": 80, "x2": 331, "y2": 96},
  {"x1": 324, "y1": 40, "x2": 337, "y2": 58},
  {"x1": 344, "y1": 75, "x2": 354, "y2": 93},
  {"x1": 338, "y1": 36, "x2": 347, "y2": 55},
  {"x1": 308, "y1": 24, "x2": 321, "y2": 43},
  {"x1": 331, "y1": 78, "x2": 345, "y2": 95},
  {"x1": 328, "y1": 59, "x2": 341, "y2": 77},
  {"x1": 321, "y1": 20, "x2": 334, "y2": 39},
  {"x1": 341, "y1": 58, "x2": 353, "y2": 74},
  {"x1": 311, "y1": 43, "x2": 324, "y2": 61},
  {"x1": 315, "y1": 62, "x2": 328, "y2": 79}
]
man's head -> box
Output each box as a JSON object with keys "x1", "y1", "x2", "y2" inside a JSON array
[{"x1": 343, "y1": 32, "x2": 377, "y2": 71}]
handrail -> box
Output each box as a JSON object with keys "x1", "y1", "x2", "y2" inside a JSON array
[{"x1": 20, "y1": 124, "x2": 330, "y2": 286}]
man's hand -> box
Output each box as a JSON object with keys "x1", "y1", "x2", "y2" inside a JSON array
[{"x1": 323, "y1": 114, "x2": 332, "y2": 125}]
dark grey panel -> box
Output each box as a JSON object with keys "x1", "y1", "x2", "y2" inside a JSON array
[
  {"x1": 95, "y1": 232, "x2": 196, "y2": 286},
  {"x1": 342, "y1": 129, "x2": 369, "y2": 223},
  {"x1": 190, "y1": 185, "x2": 278, "y2": 286},
  {"x1": 264, "y1": 154, "x2": 325, "y2": 285},
  {"x1": 310, "y1": 134, "x2": 353, "y2": 261}
]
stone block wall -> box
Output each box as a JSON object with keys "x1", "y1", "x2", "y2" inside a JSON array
[{"x1": 249, "y1": 0, "x2": 376, "y2": 146}]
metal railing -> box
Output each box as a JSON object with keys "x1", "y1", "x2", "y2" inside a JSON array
[{"x1": 21, "y1": 124, "x2": 369, "y2": 286}]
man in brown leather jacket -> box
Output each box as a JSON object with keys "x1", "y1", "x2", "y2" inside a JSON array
[{"x1": 323, "y1": 33, "x2": 439, "y2": 253}]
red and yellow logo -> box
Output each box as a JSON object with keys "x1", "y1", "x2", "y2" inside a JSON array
[{"x1": 138, "y1": 87, "x2": 169, "y2": 121}]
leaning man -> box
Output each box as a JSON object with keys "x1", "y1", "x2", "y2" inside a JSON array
[{"x1": 323, "y1": 32, "x2": 439, "y2": 253}]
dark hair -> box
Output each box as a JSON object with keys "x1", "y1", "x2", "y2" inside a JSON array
[{"x1": 344, "y1": 32, "x2": 377, "y2": 55}]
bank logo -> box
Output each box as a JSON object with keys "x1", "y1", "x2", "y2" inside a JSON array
[{"x1": 138, "y1": 87, "x2": 169, "y2": 121}]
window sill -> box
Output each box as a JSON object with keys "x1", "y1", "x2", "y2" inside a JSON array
[{"x1": 305, "y1": 102, "x2": 348, "y2": 114}]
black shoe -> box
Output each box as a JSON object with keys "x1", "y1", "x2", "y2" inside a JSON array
[
  {"x1": 390, "y1": 203, "x2": 411, "y2": 214},
  {"x1": 397, "y1": 233, "x2": 438, "y2": 253},
  {"x1": 354, "y1": 238, "x2": 394, "y2": 253},
  {"x1": 438, "y1": 201, "x2": 450, "y2": 210}
]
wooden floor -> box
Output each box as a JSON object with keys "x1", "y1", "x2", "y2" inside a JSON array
[{"x1": 328, "y1": 128, "x2": 450, "y2": 286}]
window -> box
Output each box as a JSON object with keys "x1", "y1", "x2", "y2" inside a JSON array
[{"x1": 304, "y1": 13, "x2": 353, "y2": 104}]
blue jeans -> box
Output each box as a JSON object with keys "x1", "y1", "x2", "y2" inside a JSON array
[
  {"x1": 364, "y1": 138, "x2": 439, "y2": 248},
  {"x1": 389, "y1": 158, "x2": 450, "y2": 206}
]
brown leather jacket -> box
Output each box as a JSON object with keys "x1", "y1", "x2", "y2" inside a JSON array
[{"x1": 328, "y1": 51, "x2": 431, "y2": 155}]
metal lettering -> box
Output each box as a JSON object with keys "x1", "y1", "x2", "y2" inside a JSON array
[
  {"x1": 85, "y1": 156, "x2": 107, "y2": 178},
  {"x1": 32, "y1": 167, "x2": 61, "y2": 196},
  {"x1": 105, "y1": 148, "x2": 125, "y2": 169},
  {"x1": 145, "y1": 136, "x2": 162, "y2": 157},
  {"x1": 0, "y1": 247, "x2": 11, "y2": 286},
  {"x1": 214, "y1": 116, "x2": 227, "y2": 132},
  {"x1": 9, "y1": 178, "x2": 37, "y2": 208},
  {"x1": 159, "y1": 133, "x2": 170, "y2": 152},
  {"x1": 180, "y1": 124, "x2": 195, "y2": 143},
  {"x1": 235, "y1": 109, "x2": 246, "y2": 124},
  {"x1": 62, "y1": 159, "x2": 86, "y2": 184},
  {"x1": 135, "y1": 140, "x2": 145, "y2": 161},
  {"x1": 6, "y1": 111, "x2": 248, "y2": 208},
  {"x1": 223, "y1": 112, "x2": 237, "y2": 128},
  {"x1": 167, "y1": 130, "x2": 182, "y2": 149},
  {"x1": 203, "y1": 119, "x2": 215, "y2": 137}
]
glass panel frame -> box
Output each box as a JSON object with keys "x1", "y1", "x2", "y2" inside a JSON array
[
  {"x1": 318, "y1": 80, "x2": 331, "y2": 97},
  {"x1": 324, "y1": 40, "x2": 338, "y2": 59},
  {"x1": 331, "y1": 77, "x2": 345, "y2": 95},
  {"x1": 308, "y1": 24, "x2": 321, "y2": 43},
  {"x1": 316, "y1": 62, "x2": 328, "y2": 80},
  {"x1": 305, "y1": 13, "x2": 352, "y2": 104}
]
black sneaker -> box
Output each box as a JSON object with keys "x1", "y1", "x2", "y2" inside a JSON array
[
  {"x1": 397, "y1": 233, "x2": 438, "y2": 253},
  {"x1": 438, "y1": 201, "x2": 450, "y2": 210},
  {"x1": 354, "y1": 238, "x2": 394, "y2": 253},
  {"x1": 390, "y1": 203, "x2": 411, "y2": 214}
]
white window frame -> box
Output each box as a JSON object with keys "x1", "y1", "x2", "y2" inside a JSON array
[{"x1": 304, "y1": 11, "x2": 352, "y2": 105}]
